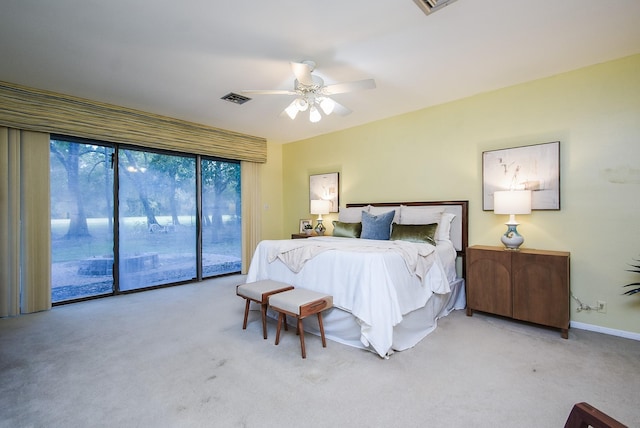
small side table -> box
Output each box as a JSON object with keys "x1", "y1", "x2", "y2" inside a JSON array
[{"x1": 291, "y1": 233, "x2": 317, "y2": 239}]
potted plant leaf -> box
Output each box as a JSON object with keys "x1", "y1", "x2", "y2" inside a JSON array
[{"x1": 623, "y1": 258, "x2": 640, "y2": 296}]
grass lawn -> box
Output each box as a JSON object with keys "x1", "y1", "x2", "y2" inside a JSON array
[{"x1": 51, "y1": 216, "x2": 241, "y2": 301}]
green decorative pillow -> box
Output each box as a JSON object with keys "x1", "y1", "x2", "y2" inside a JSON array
[
  {"x1": 332, "y1": 221, "x2": 362, "y2": 238},
  {"x1": 390, "y1": 223, "x2": 438, "y2": 245}
]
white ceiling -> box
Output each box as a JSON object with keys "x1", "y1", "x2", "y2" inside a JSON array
[{"x1": 1, "y1": 1, "x2": 640, "y2": 144}]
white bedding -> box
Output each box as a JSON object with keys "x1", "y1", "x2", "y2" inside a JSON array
[{"x1": 245, "y1": 237, "x2": 463, "y2": 358}]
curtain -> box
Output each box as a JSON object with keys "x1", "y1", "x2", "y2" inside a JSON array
[
  {"x1": 241, "y1": 161, "x2": 261, "y2": 274},
  {"x1": 0, "y1": 127, "x2": 51, "y2": 316}
]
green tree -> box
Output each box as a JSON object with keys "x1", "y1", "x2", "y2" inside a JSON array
[
  {"x1": 119, "y1": 150, "x2": 159, "y2": 227},
  {"x1": 202, "y1": 160, "x2": 240, "y2": 241},
  {"x1": 50, "y1": 141, "x2": 90, "y2": 238},
  {"x1": 148, "y1": 154, "x2": 195, "y2": 225}
]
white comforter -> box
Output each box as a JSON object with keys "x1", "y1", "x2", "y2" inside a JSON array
[{"x1": 245, "y1": 237, "x2": 453, "y2": 357}]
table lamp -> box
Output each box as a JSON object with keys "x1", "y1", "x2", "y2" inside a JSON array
[
  {"x1": 310, "y1": 199, "x2": 331, "y2": 235},
  {"x1": 493, "y1": 190, "x2": 531, "y2": 250}
]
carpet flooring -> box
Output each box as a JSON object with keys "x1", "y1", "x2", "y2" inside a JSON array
[{"x1": 1, "y1": 274, "x2": 638, "y2": 427}]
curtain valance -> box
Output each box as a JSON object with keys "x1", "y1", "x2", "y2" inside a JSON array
[{"x1": 0, "y1": 81, "x2": 266, "y2": 163}]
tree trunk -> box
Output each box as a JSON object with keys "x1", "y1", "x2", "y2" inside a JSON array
[{"x1": 63, "y1": 144, "x2": 91, "y2": 239}]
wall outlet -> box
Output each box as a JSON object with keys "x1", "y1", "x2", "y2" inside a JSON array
[{"x1": 596, "y1": 300, "x2": 607, "y2": 313}]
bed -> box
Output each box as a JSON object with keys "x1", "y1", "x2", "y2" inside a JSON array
[{"x1": 245, "y1": 200, "x2": 468, "y2": 358}]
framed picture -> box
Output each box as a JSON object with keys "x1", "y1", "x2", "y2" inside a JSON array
[
  {"x1": 483, "y1": 141, "x2": 560, "y2": 211},
  {"x1": 299, "y1": 219, "x2": 312, "y2": 233},
  {"x1": 309, "y1": 172, "x2": 339, "y2": 213}
]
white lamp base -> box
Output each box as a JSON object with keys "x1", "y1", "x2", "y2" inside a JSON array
[{"x1": 501, "y1": 224, "x2": 524, "y2": 250}]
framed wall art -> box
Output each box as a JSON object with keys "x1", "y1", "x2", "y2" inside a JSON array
[
  {"x1": 483, "y1": 141, "x2": 560, "y2": 211},
  {"x1": 309, "y1": 172, "x2": 339, "y2": 213}
]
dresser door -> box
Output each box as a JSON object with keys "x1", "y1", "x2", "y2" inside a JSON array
[
  {"x1": 467, "y1": 247, "x2": 512, "y2": 317},
  {"x1": 512, "y1": 251, "x2": 569, "y2": 329}
]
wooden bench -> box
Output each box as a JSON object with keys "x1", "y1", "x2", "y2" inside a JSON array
[
  {"x1": 236, "y1": 280, "x2": 294, "y2": 339},
  {"x1": 269, "y1": 288, "x2": 333, "y2": 359}
]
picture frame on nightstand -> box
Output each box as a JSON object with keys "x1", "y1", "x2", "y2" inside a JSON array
[{"x1": 299, "y1": 219, "x2": 312, "y2": 233}]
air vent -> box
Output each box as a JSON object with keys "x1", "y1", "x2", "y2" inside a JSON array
[
  {"x1": 221, "y1": 92, "x2": 251, "y2": 105},
  {"x1": 412, "y1": 0, "x2": 458, "y2": 15}
]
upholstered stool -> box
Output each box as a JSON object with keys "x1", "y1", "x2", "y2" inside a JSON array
[
  {"x1": 269, "y1": 288, "x2": 333, "y2": 359},
  {"x1": 236, "y1": 280, "x2": 294, "y2": 339}
]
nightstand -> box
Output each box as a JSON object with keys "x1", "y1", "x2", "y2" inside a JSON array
[
  {"x1": 291, "y1": 233, "x2": 327, "y2": 239},
  {"x1": 291, "y1": 233, "x2": 315, "y2": 239},
  {"x1": 466, "y1": 245, "x2": 570, "y2": 338}
]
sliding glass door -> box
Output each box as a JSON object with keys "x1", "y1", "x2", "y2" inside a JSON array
[
  {"x1": 201, "y1": 158, "x2": 242, "y2": 277},
  {"x1": 118, "y1": 148, "x2": 197, "y2": 291},
  {"x1": 50, "y1": 139, "x2": 115, "y2": 303},
  {"x1": 51, "y1": 139, "x2": 242, "y2": 302}
]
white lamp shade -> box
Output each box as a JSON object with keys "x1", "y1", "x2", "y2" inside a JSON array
[
  {"x1": 319, "y1": 97, "x2": 335, "y2": 115},
  {"x1": 310, "y1": 199, "x2": 331, "y2": 215},
  {"x1": 309, "y1": 106, "x2": 322, "y2": 123},
  {"x1": 493, "y1": 190, "x2": 532, "y2": 215},
  {"x1": 284, "y1": 100, "x2": 299, "y2": 120}
]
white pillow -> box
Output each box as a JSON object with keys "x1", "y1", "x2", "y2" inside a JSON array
[
  {"x1": 399, "y1": 205, "x2": 444, "y2": 225},
  {"x1": 338, "y1": 206, "x2": 369, "y2": 223},
  {"x1": 368, "y1": 205, "x2": 401, "y2": 225},
  {"x1": 436, "y1": 212, "x2": 456, "y2": 241}
]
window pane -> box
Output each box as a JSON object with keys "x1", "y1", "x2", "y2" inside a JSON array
[
  {"x1": 201, "y1": 159, "x2": 241, "y2": 277},
  {"x1": 118, "y1": 149, "x2": 196, "y2": 291},
  {"x1": 50, "y1": 140, "x2": 114, "y2": 302}
]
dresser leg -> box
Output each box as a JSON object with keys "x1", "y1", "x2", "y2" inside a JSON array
[{"x1": 466, "y1": 307, "x2": 473, "y2": 317}]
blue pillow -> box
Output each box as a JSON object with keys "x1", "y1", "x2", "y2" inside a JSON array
[{"x1": 360, "y1": 210, "x2": 395, "y2": 240}]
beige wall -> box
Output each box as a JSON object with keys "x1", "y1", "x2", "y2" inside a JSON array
[
  {"x1": 270, "y1": 54, "x2": 640, "y2": 335},
  {"x1": 259, "y1": 142, "x2": 284, "y2": 240}
]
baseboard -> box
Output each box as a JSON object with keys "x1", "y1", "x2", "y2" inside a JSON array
[{"x1": 571, "y1": 321, "x2": 640, "y2": 341}]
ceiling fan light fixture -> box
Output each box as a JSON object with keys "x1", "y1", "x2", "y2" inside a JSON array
[
  {"x1": 284, "y1": 100, "x2": 299, "y2": 120},
  {"x1": 309, "y1": 106, "x2": 321, "y2": 123},
  {"x1": 319, "y1": 97, "x2": 335, "y2": 115},
  {"x1": 245, "y1": 60, "x2": 376, "y2": 124},
  {"x1": 294, "y1": 97, "x2": 309, "y2": 112}
]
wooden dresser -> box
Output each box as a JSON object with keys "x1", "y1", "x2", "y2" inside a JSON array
[{"x1": 466, "y1": 245, "x2": 570, "y2": 338}]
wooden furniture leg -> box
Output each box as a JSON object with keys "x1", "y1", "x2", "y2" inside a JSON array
[
  {"x1": 564, "y1": 402, "x2": 627, "y2": 428},
  {"x1": 236, "y1": 280, "x2": 294, "y2": 339},
  {"x1": 298, "y1": 318, "x2": 306, "y2": 358}
]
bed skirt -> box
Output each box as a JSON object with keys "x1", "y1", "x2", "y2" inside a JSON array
[{"x1": 265, "y1": 278, "x2": 466, "y2": 357}]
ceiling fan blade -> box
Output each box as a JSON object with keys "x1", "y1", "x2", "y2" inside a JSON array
[
  {"x1": 291, "y1": 62, "x2": 315, "y2": 87},
  {"x1": 323, "y1": 78, "x2": 376, "y2": 95},
  {"x1": 331, "y1": 100, "x2": 352, "y2": 116},
  {"x1": 241, "y1": 89, "x2": 297, "y2": 95}
]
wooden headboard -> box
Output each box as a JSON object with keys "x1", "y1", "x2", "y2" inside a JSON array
[{"x1": 346, "y1": 200, "x2": 469, "y2": 277}]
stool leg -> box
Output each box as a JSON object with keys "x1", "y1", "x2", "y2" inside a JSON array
[
  {"x1": 242, "y1": 299, "x2": 250, "y2": 330},
  {"x1": 260, "y1": 303, "x2": 268, "y2": 339},
  {"x1": 317, "y1": 312, "x2": 327, "y2": 348},
  {"x1": 275, "y1": 312, "x2": 283, "y2": 346},
  {"x1": 298, "y1": 318, "x2": 306, "y2": 359}
]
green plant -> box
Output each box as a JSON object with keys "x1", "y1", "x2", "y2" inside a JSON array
[{"x1": 623, "y1": 258, "x2": 640, "y2": 296}]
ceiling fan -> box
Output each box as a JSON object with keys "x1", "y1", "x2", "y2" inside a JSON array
[{"x1": 241, "y1": 61, "x2": 376, "y2": 123}]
